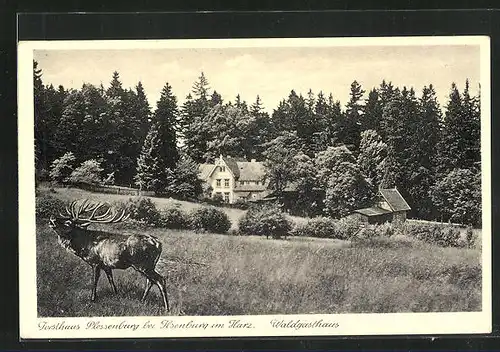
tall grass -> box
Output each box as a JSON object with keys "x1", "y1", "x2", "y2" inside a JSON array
[
  {"x1": 37, "y1": 223, "x2": 481, "y2": 317},
  {"x1": 35, "y1": 187, "x2": 482, "y2": 317}
]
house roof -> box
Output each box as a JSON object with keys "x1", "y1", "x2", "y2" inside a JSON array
[
  {"x1": 202, "y1": 156, "x2": 266, "y2": 182},
  {"x1": 234, "y1": 184, "x2": 267, "y2": 192},
  {"x1": 354, "y1": 207, "x2": 392, "y2": 217},
  {"x1": 221, "y1": 157, "x2": 240, "y2": 179},
  {"x1": 237, "y1": 161, "x2": 266, "y2": 181},
  {"x1": 234, "y1": 191, "x2": 251, "y2": 197},
  {"x1": 199, "y1": 164, "x2": 213, "y2": 180},
  {"x1": 379, "y1": 188, "x2": 411, "y2": 211}
]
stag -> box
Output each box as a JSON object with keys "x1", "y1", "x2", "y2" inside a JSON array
[{"x1": 48, "y1": 199, "x2": 169, "y2": 312}]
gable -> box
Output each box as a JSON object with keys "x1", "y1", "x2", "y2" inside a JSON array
[
  {"x1": 222, "y1": 157, "x2": 241, "y2": 179},
  {"x1": 379, "y1": 188, "x2": 411, "y2": 212}
]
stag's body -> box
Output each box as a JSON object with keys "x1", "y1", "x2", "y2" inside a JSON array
[{"x1": 49, "y1": 200, "x2": 169, "y2": 311}]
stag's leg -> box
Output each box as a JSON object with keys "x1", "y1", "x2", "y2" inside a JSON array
[
  {"x1": 103, "y1": 268, "x2": 118, "y2": 294},
  {"x1": 152, "y1": 270, "x2": 169, "y2": 312},
  {"x1": 141, "y1": 278, "x2": 153, "y2": 302},
  {"x1": 144, "y1": 269, "x2": 169, "y2": 312},
  {"x1": 91, "y1": 265, "x2": 102, "y2": 302}
]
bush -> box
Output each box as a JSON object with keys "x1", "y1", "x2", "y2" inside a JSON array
[
  {"x1": 123, "y1": 197, "x2": 161, "y2": 226},
  {"x1": 232, "y1": 198, "x2": 250, "y2": 210},
  {"x1": 291, "y1": 217, "x2": 337, "y2": 239},
  {"x1": 49, "y1": 152, "x2": 76, "y2": 184},
  {"x1": 67, "y1": 159, "x2": 104, "y2": 185},
  {"x1": 406, "y1": 222, "x2": 462, "y2": 247},
  {"x1": 465, "y1": 226, "x2": 477, "y2": 249},
  {"x1": 335, "y1": 216, "x2": 363, "y2": 240},
  {"x1": 354, "y1": 222, "x2": 397, "y2": 240},
  {"x1": 160, "y1": 206, "x2": 190, "y2": 229},
  {"x1": 238, "y1": 204, "x2": 292, "y2": 239},
  {"x1": 36, "y1": 194, "x2": 66, "y2": 219},
  {"x1": 212, "y1": 193, "x2": 224, "y2": 204},
  {"x1": 189, "y1": 207, "x2": 231, "y2": 234}
]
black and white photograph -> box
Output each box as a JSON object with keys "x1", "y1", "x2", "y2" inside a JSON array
[{"x1": 18, "y1": 36, "x2": 491, "y2": 338}]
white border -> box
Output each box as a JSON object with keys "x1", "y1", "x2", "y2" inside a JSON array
[{"x1": 18, "y1": 36, "x2": 492, "y2": 339}]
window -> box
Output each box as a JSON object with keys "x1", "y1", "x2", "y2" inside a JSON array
[
  {"x1": 256, "y1": 181, "x2": 260, "y2": 185},
  {"x1": 224, "y1": 179, "x2": 230, "y2": 188},
  {"x1": 224, "y1": 192, "x2": 230, "y2": 202},
  {"x1": 220, "y1": 166, "x2": 226, "y2": 172},
  {"x1": 240, "y1": 181, "x2": 244, "y2": 185},
  {"x1": 216, "y1": 179, "x2": 221, "y2": 187}
]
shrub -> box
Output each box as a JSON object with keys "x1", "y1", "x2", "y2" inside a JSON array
[
  {"x1": 291, "y1": 217, "x2": 337, "y2": 239},
  {"x1": 465, "y1": 226, "x2": 477, "y2": 249},
  {"x1": 189, "y1": 207, "x2": 231, "y2": 234},
  {"x1": 354, "y1": 222, "x2": 397, "y2": 240},
  {"x1": 212, "y1": 193, "x2": 224, "y2": 204},
  {"x1": 67, "y1": 159, "x2": 104, "y2": 185},
  {"x1": 49, "y1": 152, "x2": 76, "y2": 184},
  {"x1": 335, "y1": 216, "x2": 363, "y2": 240},
  {"x1": 405, "y1": 222, "x2": 462, "y2": 247},
  {"x1": 238, "y1": 203, "x2": 292, "y2": 239},
  {"x1": 232, "y1": 198, "x2": 250, "y2": 210},
  {"x1": 160, "y1": 206, "x2": 190, "y2": 229},
  {"x1": 36, "y1": 194, "x2": 66, "y2": 219},
  {"x1": 123, "y1": 197, "x2": 161, "y2": 226}
]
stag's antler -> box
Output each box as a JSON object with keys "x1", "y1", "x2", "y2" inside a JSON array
[{"x1": 59, "y1": 199, "x2": 130, "y2": 227}]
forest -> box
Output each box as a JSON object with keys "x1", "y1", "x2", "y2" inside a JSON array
[{"x1": 33, "y1": 60, "x2": 482, "y2": 226}]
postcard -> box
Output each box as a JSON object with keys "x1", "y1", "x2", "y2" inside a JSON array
[{"x1": 18, "y1": 36, "x2": 491, "y2": 339}]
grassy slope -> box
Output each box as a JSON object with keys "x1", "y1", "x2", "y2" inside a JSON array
[{"x1": 36, "y1": 188, "x2": 482, "y2": 317}]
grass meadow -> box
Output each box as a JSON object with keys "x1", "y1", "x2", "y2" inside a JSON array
[{"x1": 36, "y1": 187, "x2": 482, "y2": 317}]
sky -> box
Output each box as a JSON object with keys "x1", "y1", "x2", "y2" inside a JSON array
[{"x1": 34, "y1": 44, "x2": 481, "y2": 113}]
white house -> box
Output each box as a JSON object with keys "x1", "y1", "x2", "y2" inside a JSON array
[{"x1": 198, "y1": 155, "x2": 268, "y2": 203}]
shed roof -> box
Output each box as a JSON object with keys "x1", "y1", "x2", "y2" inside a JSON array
[
  {"x1": 354, "y1": 207, "x2": 392, "y2": 217},
  {"x1": 379, "y1": 188, "x2": 411, "y2": 211}
]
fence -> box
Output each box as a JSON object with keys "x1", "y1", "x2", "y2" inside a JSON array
[{"x1": 76, "y1": 183, "x2": 155, "y2": 197}]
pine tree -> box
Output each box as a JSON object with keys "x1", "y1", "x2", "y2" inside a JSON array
[
  {"x1": 418, "y1": 84, "x2": 442, "y2": 172},
  {"x1": 180, "y1": 73, "x2": 212, "y2": 162},
  {"x1": 192, "y1": 72, "x2": 210, "y2": 102},
  {"x1": 437, "y1": 82, "x2": 465, "y2": 172},
  {"x1": 378, "y1": 80, "x2": 400, "y2": 139},
  {"x1": 153, "y1": 82, "x2": 179, "y2": 173},
  {"x1": 165, "y1": 154, "x2": 203, "y2": 199},
  {"x1": 409, "y1": 84, "x2": 442, "y2": 219},
  {"x1": 249, "y1": 95, "x2": 271, "y2": 159},
  {"x1": 461, "y1": 79, "x2": 481, "y2": 170},
  {"x1": 135, "y1": 123, "x2": 165, "y2": 193},
  {"x1": 210, "y1": 90, "x2": 223, "y2": 107},
  {"x1": 341, "y1": 80, "x2": 365, "y2": 152},
  {"x1": 56, "y1": 83, "x2": 107, "y2": 165},
  {"x1": 362, "y1": 88, "x2": 383, "y2": 132},
  {"x1": 104, "y1": 71, "x2": 139, "y2": 185}
]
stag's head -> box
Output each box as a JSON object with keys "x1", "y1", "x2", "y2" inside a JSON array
[{"x1": 49, "y1": 199, "x2": 130, "y2": 236}]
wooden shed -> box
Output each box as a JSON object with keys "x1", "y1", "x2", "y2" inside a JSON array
[{"x1": 352, "y1": 188, "x2": 411, "y2": 224}]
